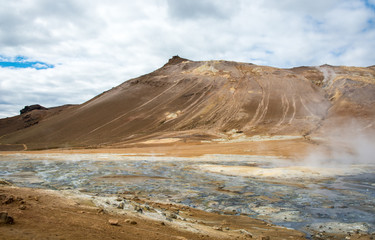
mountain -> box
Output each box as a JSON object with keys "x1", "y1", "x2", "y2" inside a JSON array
[{"x1": 0, "y1": 56, "x2": 374, "y2": 150}]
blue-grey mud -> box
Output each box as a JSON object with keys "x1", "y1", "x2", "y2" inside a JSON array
[{"x1": 1, "y1": 153, "x2": 374, "y2": 237}]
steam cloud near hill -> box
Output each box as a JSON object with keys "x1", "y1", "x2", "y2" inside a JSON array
[{"x1": 303, "y1": 119, "x2": 375, "y2": 167}]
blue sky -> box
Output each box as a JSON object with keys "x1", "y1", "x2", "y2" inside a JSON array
[
  {"x1": 0, "y1": 0, "x2": 374, "y2": 118},
  {"x1": 0, "y1": 55, "x2": 54, "y2": 70}
]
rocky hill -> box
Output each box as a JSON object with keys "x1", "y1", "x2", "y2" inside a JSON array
[{"x1": 0, "y1": 56, "x2": 374, "y2": 150}]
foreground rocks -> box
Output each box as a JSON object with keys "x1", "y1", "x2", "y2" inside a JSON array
[
  {"x1": 0, "y1": 212, "x2": 14, "y2": 224},
  {"x1": 1, "y1": 180, "x2": 374, "y2": 240},
  {"x1": 0, "y1": 186, "x2": 307, "y2": 240},
  {"x1": 108, "y1": 219, "x2": 119, "y2": 226},
  {"x1": 124, "y1": 219, "x2": 137, "y2": 225}
]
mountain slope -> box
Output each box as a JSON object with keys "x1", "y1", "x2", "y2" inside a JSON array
[{"x1": 1, "y1": 56, "x2": 374, "y2": 150}]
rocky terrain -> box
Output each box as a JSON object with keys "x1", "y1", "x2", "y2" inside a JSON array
[
  {"x1": 1, "y1": 185, "x2": 308, "y2": 240},
  {"x1": 1, "y1": 153, "x2": 374, "y2": 240}
]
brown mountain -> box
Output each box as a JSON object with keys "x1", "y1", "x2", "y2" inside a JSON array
[{"x1": 0, "y1": 56, "x2": 374, "y2": 150}]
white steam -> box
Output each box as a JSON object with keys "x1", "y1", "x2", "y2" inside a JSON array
[
  {"x1": 303, "y1": 119, "x2": 375, "y2": 167},
  {"x1": 315, "y1": 65, "x2": 337, "y2": 87}
]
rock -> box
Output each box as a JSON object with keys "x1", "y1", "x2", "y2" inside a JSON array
[
  {"x1": 3, "y1": 196, "x2": 14, "y2": 204},
  {"x1": 259, "y1": 236, "x2": 270, "y2": 240},
  {"x1": 161, "y1": 222, "x2": 166, "y2": 226},
  {"x1": 19, "y1": 205, "x2": 27, "y2": 210},
  {"x1": 117, "y1": 202, "x2": 124, "y2": 209},
  {"x1": 168, "y1": 213, "x2": 177, "y2": 219},
  {"x1": 240, "y1": 229, "x2": 253, "y2": 237},
  {"x1": 97, "y1": 208, "x2": 105, "y2": 214},
  {"x1": 108, "y1": 219, "x2": 119, "y2": 226},
  {"x1": 5, "y1": 216, "x2": 14, "y2": 224},
  {"x1": 175, "y1": 237, "x2": 188, "y2": 240},
  {"x1": 124, "y1": 219, "x2": 137, "y2": 225},
  {"x1": 0, "y1": 212, "x2": 14, "y2": 224},
  {"x1": 0, "y1": 179, "x2": 12, "y2": 185},
  {"x1": 165, "y1": 55, "x2": 189, "y2": 66},
  {"x1": 20, "y1": 104, "x2": 47, "y2": 114},
  {"x1": 134, "y1": 205, "x2": 143, "y2": 213},
  {"x1": 213, "y1": 226, "x2": 223, "y2": 231}
]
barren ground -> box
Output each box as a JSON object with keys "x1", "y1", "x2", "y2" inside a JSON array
[
  {"x1": 1, "y1": 179, "x2": 305, "y2": 240},
  {"x1": 1, "y1": 140, "x2": 374, "y2": 240}
]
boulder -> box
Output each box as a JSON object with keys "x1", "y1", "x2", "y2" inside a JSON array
[{"x1": 20, "y1": 104, "x2": 48, "y2": 115}]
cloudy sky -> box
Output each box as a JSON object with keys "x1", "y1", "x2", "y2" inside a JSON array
[{"x1": 0, "y1": 0, "x2": 374, "y2": 118}]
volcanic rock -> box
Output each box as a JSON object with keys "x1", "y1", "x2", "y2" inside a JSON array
[{"x1": 20, "y1": 104, "x2": 48, "y2": 115}]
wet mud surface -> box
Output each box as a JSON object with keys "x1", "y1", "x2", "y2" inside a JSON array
[{"x1": 1, "y1": 153, "x2": 374, "y2": 237}]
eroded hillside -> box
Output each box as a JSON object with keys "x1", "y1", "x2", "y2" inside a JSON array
[{"x1": 0, "y1": 57, "x2": 374, "y2": 150}]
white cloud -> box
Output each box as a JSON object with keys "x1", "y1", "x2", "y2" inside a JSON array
[
  {"x1": 167, "y1": 0, "x2": 240, "y2": 20},
  {"x1": 0, "y1": 0, "x2": 374, "y2": 117}
]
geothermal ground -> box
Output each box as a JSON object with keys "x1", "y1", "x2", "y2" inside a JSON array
[{"x1": 1, "y1": 146, "x2": 375, "y2": 240}]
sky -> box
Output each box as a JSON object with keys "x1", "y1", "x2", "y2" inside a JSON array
[{"x1": 0, "y1": 0, "x2": 374, "y2": 118}]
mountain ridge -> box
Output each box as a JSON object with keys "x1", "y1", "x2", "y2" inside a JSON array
[{"x1": 0, "y1": 57, "x2": 374, "y2": 150}]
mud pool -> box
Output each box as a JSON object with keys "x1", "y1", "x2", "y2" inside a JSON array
[{"x1": 1, "y1": 153, "x2": 374, "y2": 236}]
